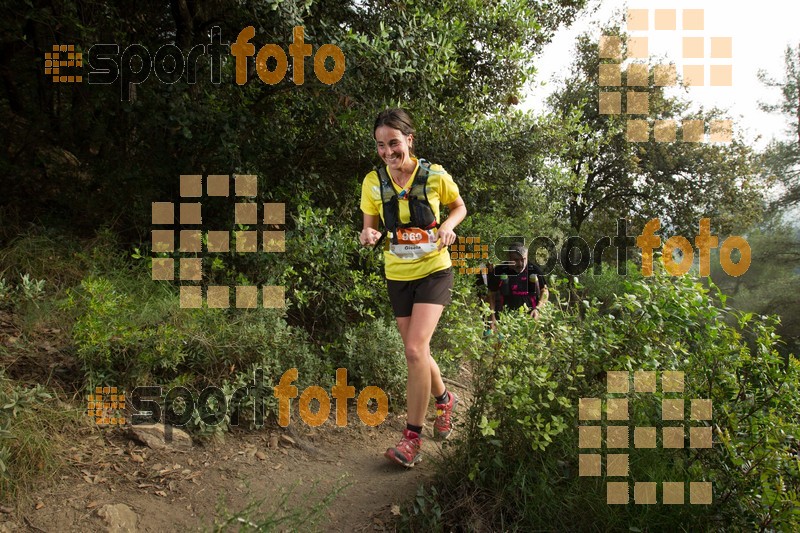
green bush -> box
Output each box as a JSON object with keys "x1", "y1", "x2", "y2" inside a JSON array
[
  {"x1": 278, "y1": 203, "x2": 393, "y2": 338},
  {"x1": 156, "y1": 201, "x2": 393, "y2": 341},
  {"x1": 578, "y1": 260, "x2": 642, "y2": 307},
  {"x1": 62, "y1": 261, "x2": 342, "y2": 437},
  {"x1": 65, "y1": 270, "x2": 328, "y2": 381},
  {"x1": 66, "y1": 275, "x2": 185, "y2": 384},
  {"x1": 338, "y1": 319, "x2": 407, "y2": 410},
  {"x1": 433, "y1": 268, "x2": 486, "y2": 377}
]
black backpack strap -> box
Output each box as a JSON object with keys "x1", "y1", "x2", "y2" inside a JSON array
[
  {"x1": 408, "y1": 159, "x2": 438, "y2": 229},
  {"x1": 376, "y1": 165, "x2": 400, "y2": 243},
  {"x1": 528, "y1": 265, "x2": 542, "y2": 306},
  {"x1": 373, "y1": 230, "x2": 388, "y2": 251}
]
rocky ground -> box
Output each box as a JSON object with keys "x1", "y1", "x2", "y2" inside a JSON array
[
  {"x1": 0, "y1": 308, "x2": 469, "y2": 531},
  {"x1": 0, "y1": 401, "x2": 463, "y2": 532}
]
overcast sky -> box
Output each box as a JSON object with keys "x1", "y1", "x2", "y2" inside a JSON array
[{"x1": 522, "y1": 0, "x2": 800, "y2": 149}]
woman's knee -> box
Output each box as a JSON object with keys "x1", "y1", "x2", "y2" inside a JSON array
[{"x1": 404, "y1": 343, "x2": 429, "y2": 365}]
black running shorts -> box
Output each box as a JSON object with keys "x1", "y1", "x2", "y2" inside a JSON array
[{"x1": 386, "y1": 268, "x2": 454, "y2": 318}]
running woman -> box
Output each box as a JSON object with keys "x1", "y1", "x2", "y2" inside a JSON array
[{"x1": 359, "y1": 108, "x2": 467, "y2": 467}]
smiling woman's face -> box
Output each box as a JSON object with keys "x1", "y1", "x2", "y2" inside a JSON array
[{"x1": 375, "y1": 125, "x2": 413, "y2": 173}]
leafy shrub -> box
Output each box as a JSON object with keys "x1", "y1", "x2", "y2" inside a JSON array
[
  {"x1": 67, "y1": 272, "x2": 321, "y2": 376},
  {"x1": 398, "y1": 485, "x2": 444, "y2": 532},
  {"x1": 0, "y1": 274, "x2": 47, "y2": 310},
  {"x1": 66, "y1": 275, "x2": 185, "y2": 384},
  {"x1": 434, "y1": 268, "x2": 487, "y2": 360},
  {"x1": 338, "y1": 319, "x2": 407, "y2": 409},
  {"x1": 152, "y1": 200, "x2": 393, "y2": 342},
  {"x1": 277, "y1": 203, "x2": 392, "y2": 338},
  {"x1": 578, "y1": 260, "x2": 642, "y2": 307},
  {"x1": 414, "y1": 267, "x2": 800, "y2": 530}
]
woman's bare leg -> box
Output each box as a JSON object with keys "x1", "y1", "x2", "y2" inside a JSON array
[{"x1": 395, "y1": 303, "x2": 446, "y2": 426}]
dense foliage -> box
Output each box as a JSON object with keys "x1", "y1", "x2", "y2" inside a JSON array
[
  {"x1": 0, "y1": 0, "x2": 588, "y2": 237},
  {"x1": 1, "y1": 2, "x2": 798, "y2": 530},
  {"x1": 546, "y1": 30, "x2": 764, "y2": 239},
  {"x1": 411, "y1": 267, "x2": 800, "y2": 531}
]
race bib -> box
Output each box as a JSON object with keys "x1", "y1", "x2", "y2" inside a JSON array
[{"x1": 387, "y1": 227, "x2": 439, "y2": 259}]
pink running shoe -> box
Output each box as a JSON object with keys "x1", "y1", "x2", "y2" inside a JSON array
[
  {"x1": 385, "y1": 429, "x2": 423, "y2": 467},
  {"x1": 434, "y1": 392, "x2": 458, "y2": 439}
]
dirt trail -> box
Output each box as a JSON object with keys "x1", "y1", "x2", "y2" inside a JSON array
[
  {"x1": 0, "y1": 311, "x2": 470, "y2": 531},
  {"x1": 1, "y1": 404, "x2": 463, "y2": 532}
]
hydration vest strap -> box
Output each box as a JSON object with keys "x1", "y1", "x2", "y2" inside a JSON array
[
  {"x1": 376, "y1": 165, "x2": 400, "y2": 242},
  {"x1": 375, "y1": 160, "x2": 438, "y2": 241},
  {"x1": 531, "y1": 273, "x2": 541, "y2": 307}
]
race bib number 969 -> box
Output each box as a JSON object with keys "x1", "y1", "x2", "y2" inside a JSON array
[{"x1": 387, "y1": 228, "x2": 438, "y2": 259}]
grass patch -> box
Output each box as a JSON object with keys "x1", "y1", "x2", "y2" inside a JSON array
[
  {"x1": 211, "y1": 477, "x2": 349, "y2": 532},
  {"x1": 0, "y1": 373, "x2": 84, "y2": 504}
]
